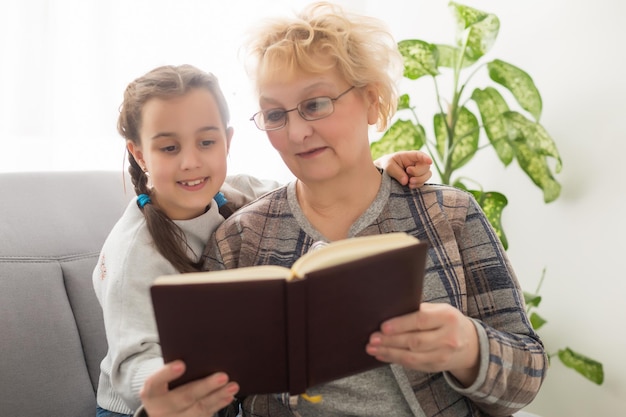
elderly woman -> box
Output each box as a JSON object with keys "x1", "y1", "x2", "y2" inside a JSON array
[{"x1": 137, "y1": 2, "x2": 547, "y2": 417}]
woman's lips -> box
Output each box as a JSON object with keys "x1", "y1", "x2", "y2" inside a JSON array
[{"x1": 297, "y1": 147, "x2": 327, "y2": 159}]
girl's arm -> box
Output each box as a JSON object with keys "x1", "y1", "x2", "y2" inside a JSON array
[{"x1": 221, "y1": 150, "x2": 433, "y2": 212}]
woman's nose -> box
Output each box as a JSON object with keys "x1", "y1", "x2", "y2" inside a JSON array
[{"x1": 285, "y1": 112, "x2": 314, "y2": 143}]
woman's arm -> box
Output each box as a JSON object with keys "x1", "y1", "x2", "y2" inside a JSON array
[{"x1": 366, "y1": 190, "x2": 547, "y2": 416}]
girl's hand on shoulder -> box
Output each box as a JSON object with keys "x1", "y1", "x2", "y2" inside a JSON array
[
  {"x1": 139, "y1": 360, "x2": 239, "y2": 417},
  {"x1": 365, "y1": 302, "x2": 480, "y2": 387},
  {"x1": 374, "y1": 150, "x2": 433, "y2": 189}
]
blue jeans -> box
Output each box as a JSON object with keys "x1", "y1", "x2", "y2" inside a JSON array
[{"x1": 96, "y1": 405, "x2": 132, "y2": 417}]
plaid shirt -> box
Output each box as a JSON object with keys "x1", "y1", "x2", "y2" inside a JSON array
[{"x1": 203, "y1": 172, "x2": 547, "y2": 417}]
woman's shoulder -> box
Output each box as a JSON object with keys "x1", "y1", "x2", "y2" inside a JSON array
[
  {"x1": 216, "y1": 185, "x2": 291, "y2": 234},
  {"x1": 423, "y1": 182, "x2": 473, "y2": 195},
  {"x1": 222, "y1": 174, "x2": 283, "y2": 205},
  {"x1": 388, "y1": 182, "x2": 478, "y2": 223},
  {"x1": 404, "y1": 182, "x2": 476, "y2": 204},
  {"x1": 233, "y1": 183, "x2": 290, "y2": 212}
]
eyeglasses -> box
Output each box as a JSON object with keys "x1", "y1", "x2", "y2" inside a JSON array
[{"x1": 250, "y1": 86, "x2": 355, "y2": 131}]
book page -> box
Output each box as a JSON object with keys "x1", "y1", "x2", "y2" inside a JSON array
[
  {"x1": 154, "y1": 265, "x2": 291, "y2": 285},
  {"x1": 291, "y1": 232, "x2": 419, "y2": 278}
]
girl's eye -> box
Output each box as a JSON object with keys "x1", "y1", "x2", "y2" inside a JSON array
[{"x1": 160, "y1": 145, "x2": 178, "y2": 153}]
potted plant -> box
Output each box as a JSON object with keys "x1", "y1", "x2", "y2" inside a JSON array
[{"x1": 370, "y1": 1, "x2": 603, "y2": 385}]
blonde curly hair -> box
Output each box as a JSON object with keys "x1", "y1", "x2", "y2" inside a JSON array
[{"x1": 244, "y1": 2, "x2": 403, "y2": 131}]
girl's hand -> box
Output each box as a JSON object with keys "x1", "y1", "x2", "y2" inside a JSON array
[
  {"x1": 139, "y1": 361, "x2": 239, "y2": 417},
  {"x1": 374, "y1": 151, "x2": 433, "y2": 189},
  {"x1": 366, "y1": 302, "x2": 480, "y2": 387}
]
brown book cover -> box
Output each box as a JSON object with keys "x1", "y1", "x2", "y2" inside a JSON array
[{"x1": 150, "y1": 233, "x2": 428, "y2": 395}]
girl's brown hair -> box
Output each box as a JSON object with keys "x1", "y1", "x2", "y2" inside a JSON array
[{"x1": 117, "y1": 64, "x2": 230, "y2": 273}]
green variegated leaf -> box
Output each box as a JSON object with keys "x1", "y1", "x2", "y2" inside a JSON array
[
  {"x1": 398, "y1": 40, "x2": 439, "y2": 80},
  {"x1": 397, "y1": 94, "x2": 411, "y2": 111},
  {"x1": 471, "y1": 87, "x2": 514, "y2": 165},
  {"x1": 434, "y1": 108, "x2": 479, "y2": 172},
  {"x1": 371, "y1": 119, "x2": 426, "y2": 160},
  {"x1": 449, "y1": 1, "x2": 489, "y2": 29},
  {"x1": 513, "y1": 141, "x2": 562, "y2": 203},
  {"x1": 529, "y1": 312, "x2": 547, "y2": 330},
  {"x1": 503, "y1": 112, "x2": 562, "y2": 202},
  {"x1": 558, "y1": 348, "x2": 605, "y2": 385},
  {"x1": 434, "y1": 113, "x2": 448, "y2": 161},
  {"x1": 435, "y1": 44, "x2": 476, "y2": 69},
  {"x1": 468, "y1": 189, "x2": 508, "y2": 249},
  {"x1": 488, "y1": 59, "x2": 543, "y2": 121},
  {"x1": 523, "y1": 291, "x2": 542, "y2": 309},
  {"x1": 463, "y1": 14, "x2": 500, "y2": 61},
  {"x1": 450, "y1": 107, "x2": 480, "y2": 170},
  {"x1": 449, "y1": 2, "x2": 499, "y2": 61}
]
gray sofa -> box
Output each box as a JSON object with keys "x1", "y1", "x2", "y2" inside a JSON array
[
  {"x1": 0, "y1": 171, "x2": 132, "y2": 417},
  {"x1": 0, "y1": 170, "x2": 542, "y2": 417}
]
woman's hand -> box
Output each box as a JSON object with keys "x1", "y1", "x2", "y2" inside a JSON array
[
  {"x1": 374, "y1": 150, "x2": 433, "y2": 189},
  {"x1": 366, "y1": 302, "x2": 480, "y2": 387},
  {"x1": 139, "y1": 361, "x2": 239, "y2": 417}
]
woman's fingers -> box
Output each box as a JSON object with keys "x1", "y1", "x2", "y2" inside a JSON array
[{"x1": 366, "y1": 303, "x2": 479, "y2": 376}]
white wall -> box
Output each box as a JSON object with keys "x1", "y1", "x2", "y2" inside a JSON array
[{"x1": 1, "y1": 1, "x2": 624, "y2": 415}]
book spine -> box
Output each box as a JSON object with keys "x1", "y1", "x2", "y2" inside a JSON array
[{"x1": 286, "y1": 278, "x2": 308, "y2": 394}]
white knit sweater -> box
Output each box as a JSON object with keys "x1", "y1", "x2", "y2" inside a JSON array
[{"x1": 93, "y1": 174, "x2": 279, "y2": 414}]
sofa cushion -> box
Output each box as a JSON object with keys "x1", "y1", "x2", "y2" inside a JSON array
[{"x1": 0, "y1": 171, "x2": 132, "y2": 417}]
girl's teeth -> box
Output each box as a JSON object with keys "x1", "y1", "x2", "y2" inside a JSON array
[{"x1": 182, "y1": 179, "x2": 203, "y2": 186}]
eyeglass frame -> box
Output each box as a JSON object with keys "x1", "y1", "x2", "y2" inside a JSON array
[{"x1": 249, "y1": 86, "x2": 356, "y2": 131}]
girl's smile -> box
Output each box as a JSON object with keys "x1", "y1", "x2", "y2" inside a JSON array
[{"x1": 177, "y1": 177, "x2": 209, "y2": 191}]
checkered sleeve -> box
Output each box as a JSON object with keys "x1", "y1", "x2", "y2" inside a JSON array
[{"x1": 447, "y1": 192, "x2": 548, "y2": 415}]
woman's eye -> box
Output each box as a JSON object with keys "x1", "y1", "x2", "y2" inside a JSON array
[
  {"x1": 265, "y1": 109, "x2": 286, "y2": 123},
  {"x1": 302, "y1": 97, "x2": 331, "y2": 116},
  {"x1": 200, "y1": 139, "x2": 216, "y2": 148}
]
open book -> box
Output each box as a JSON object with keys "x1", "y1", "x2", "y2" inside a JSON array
[{"x1": 150, "y1": 232, "x2": 428, "y2": 395}]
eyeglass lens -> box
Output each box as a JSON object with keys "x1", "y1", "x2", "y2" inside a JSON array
[
  {"x1": 260, "y1": 97, "x2": 333, "y2": 130},
  {"x1": 252, "y1": 86, "x2": 354, "y2": 131}
]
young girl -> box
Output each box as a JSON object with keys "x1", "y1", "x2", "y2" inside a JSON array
[{"x1": 93, "y1": 64, "x2": 432, "y2": 417}]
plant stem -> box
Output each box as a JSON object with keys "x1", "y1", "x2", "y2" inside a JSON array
[
  {"x1": 442, "y1": 32, "x2": 474, "y2": 185},
  {"x1": 536, "y1": 267, "x2": 547, "y2": 294},
  {"x1": 409, "y1": 106, "x2": 443, "y2": 179}
]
